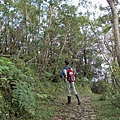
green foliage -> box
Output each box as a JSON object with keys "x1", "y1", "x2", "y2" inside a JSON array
[
  {"x1": 0, "y1": 57, "x2": 64, "y2": 119},
  {"x1": 41, "y1": 71, "x2": 54, "y2": 81},
  {"x1": 12, "y1": 80, "x2": 36, "y2": 116},
  {"x1": 91, "y1": 72, "x2": 120, "y2": 119},
  {"x1": 33, "y1": 106, "x2": 54, "y2": 120},
  {"x1": 76, "y1": 77, "x2": 92, "y2": 94},
  {"x1": 0, "y1": 57, "x2": 36, "y2": 119},
  {"x1": 0, "y1": 0, "x2": 120, "y2": 119},
  {"x1": 0, "y1": 57, "x2": 13, "y2": 74},
  {"x1": 110, "y1": 94, "x2": 120, "y2": 108},
  {"x1": 112, "y1": 64, "x2": 120, "y2": 89},
  {"x1": 91, "y1": 80, "x2": 109, "y2": 94},
  {"x1": 34, "y1": 81, "x2": 65, "y2": 120},
  {"x1": 91, "y1": 94, "x2": 120, "y2": 120},
  {"x1": 103, "y1": 24, "x2": 111, "y2": 33},
  {"x1": 104, "y1": 85, "x2": 120, "y2": 108},
  {"x1": 91, "y1": 63, "x2": 120, "y2": 119}
]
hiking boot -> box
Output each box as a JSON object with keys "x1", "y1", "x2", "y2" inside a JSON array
[
  {"x1": 78, "y1": 101, "x2": 81, "y2": 105},
  {"x1": 75, "y1": 94, "x2": 81, "y2": 105},
  {"x1": 66, "y1": 96, "x2": 71, "y2": 105}
]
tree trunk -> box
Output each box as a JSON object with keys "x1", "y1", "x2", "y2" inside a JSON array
[{"x1": 107, "y1": 0, "x2": 120, "y2": 66}]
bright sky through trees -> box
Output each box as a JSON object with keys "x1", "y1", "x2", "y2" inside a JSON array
[
  {"x1": 70, "y1": 0, "x2": 108, "y2": 19},
  {"x1": 71, "y1": 0, "x2": 108, "y2": 7}
]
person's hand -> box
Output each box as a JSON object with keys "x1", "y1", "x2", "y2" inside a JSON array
[{"x1": 64, "y1": 79, "x2": 67, "y2": 82}]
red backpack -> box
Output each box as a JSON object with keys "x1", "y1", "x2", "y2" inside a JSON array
[{"x1": 67, "y1": 68, "x2": 75, "y2": 82}]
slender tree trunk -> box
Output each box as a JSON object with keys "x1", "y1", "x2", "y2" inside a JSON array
[
  {"x1": 58, "y1": 30, "x2": 68, "y2": 59},
  {"x1": 107, "y1": 0, "x2": 120, "y2": 66},
  {"x1": 17, "y1": 1, "x2": 28, "y2": 59},
  {"x1": 58, "y1": 24, "x2": 70, "y2": 59},
  {"x1": 83, "y1": 48, "x2": 87, "y2": 76},
  {"x1": 41, "y1": 4, "x2": 53, "y2": 70}
]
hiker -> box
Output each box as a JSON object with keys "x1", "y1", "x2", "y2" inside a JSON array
[{"x1": 60, "y1": 60, "x2": 81, "y2": 105}]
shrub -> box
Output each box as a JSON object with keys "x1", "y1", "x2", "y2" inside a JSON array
[
  {"x1": 91, "y1": 80, "x2": 109, "y2": 94},
  {"x1": 0, "y1": 57, "x2": 36, "y2": 119}
]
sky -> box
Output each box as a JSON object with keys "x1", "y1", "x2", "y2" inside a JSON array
[
  {"x1": 71, "y1": 0, "x2": 108, "y2": 7},
  {"x1": 69, "y1": 0, "x2": 109, "y2": 18}
]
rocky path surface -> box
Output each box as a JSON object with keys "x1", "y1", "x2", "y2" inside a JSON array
[{"x1": 52, "y1": 96, "x2": 96, "y2": 120}]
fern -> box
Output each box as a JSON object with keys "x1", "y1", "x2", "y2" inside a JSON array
[
  {"x1": 11, "y1": 80, "x2": 36, "y2": 116},
  {"x1": 0, "y1": 57, "x2": 36, "y2": 119}
]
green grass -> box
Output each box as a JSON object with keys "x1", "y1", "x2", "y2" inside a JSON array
[
  {"x1": 91, "y1": 94, "x2": 120, "y2": 120},
  {"x1": 1, "y1": 78, "x2": 120, "y2": 120}
]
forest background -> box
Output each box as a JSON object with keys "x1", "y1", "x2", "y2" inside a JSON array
[{"x1": 0, "y1": 0, "x2": 120, "y2": 119}]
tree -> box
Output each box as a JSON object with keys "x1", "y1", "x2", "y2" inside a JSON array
[{"x1": 107, "y1": 0, "x2": 120, "y2": 67}]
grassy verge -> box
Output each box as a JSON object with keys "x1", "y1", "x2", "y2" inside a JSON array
[
  {"x1": 34, "y1": 81, "x2": 66, "y2": 120},
  {"x1": 91, "y1": 94, "x2": 120, "y2": 120}
]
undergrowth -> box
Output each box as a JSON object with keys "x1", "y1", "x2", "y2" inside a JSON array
[
  {"x1": 91, "y1": 94, "x2": 120, "y2": 120},
  {"x1": 2, "y1": 57, "x2": 120, "y2": 120},
  {"x1": 0, "y1": 57, "x2": 56, "y2": 120}
]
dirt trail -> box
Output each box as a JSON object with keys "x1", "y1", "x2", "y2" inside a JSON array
[{"x1": 52, "y1": 96, "x2": 96, "y2": 120}]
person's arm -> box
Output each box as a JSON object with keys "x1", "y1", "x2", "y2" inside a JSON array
[
  {"x1": 60, "y1": 68, "x2": 64, "y2": 79},
  {"x1": 63, "y1": 69, "x2": 67, "y2": 81}
]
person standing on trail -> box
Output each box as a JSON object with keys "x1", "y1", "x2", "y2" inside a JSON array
[{"x1": 60, "y1": 60, "x2": 81, "y2": 105}]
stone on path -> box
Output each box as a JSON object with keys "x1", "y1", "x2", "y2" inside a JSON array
[{"x1": 51, "y1": 96, "x2": 97, "y2": 120}]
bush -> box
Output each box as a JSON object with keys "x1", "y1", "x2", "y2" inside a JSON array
[
  {"x1": 0, "y1": 57, "x2": 36, "y2": 119},
  {"x1": 111, "y1": 94, "x2": 120, "y2": 108},
  {"x1": 91, "y1": 80, "x2": 109, "y2": 94},
  {"x1": 12, "y1": 80, "x2": 36, "y2": 116}
]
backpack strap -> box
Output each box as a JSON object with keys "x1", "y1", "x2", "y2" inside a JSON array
[{"x1": 64, "y1": 66, "x2": 71, "y2": 70}]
